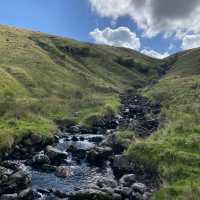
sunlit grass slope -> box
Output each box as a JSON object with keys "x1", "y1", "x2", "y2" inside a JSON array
[
  {"x1": 0, "y1": 25, "x2": 162, "y2": 150},
  {"x1": 128, "y1": 48, "x2": 200, "y2": 199}
]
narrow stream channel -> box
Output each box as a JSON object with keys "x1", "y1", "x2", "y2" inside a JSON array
[
  {"x1": 0, "y1": 93, "x2": 161, "y2": 200},
  {"x1": 31, "y1": 134, "x2": 115, "y2": 199}
]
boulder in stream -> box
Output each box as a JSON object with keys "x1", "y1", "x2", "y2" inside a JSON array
[
  {"x1": 119, "y1": 174, "x2": 136, "y2": 187},
  {"x1": 0, "y1": 164, "x2": 32, "y2": 199},
  {"x1": 96, "y1": 178, "x2": 118, "y2": 189},
  {"x1": 69, "y1": 189, "x2": 112, "y2": 200},
  {"x1": 55, "y1": 166, "x2": 72, "y2": 178},
  {"x1": 87, "y1": 147, "x2": 113, "y2": 164},
  {"x1": 32, "y1": 152, "x2": 50, "y2": 166},
  {"x1": 46, "y1": 146, "x2": 68, "y2": 162}
]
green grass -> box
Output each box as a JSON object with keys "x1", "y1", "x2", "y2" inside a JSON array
[
  {"x1": 127, "y1": 49, "x2": 200, "y2": 199},
  {"x1": 116, "y1": 130, "x2": 136, "y2": 141},
  {"x1": 0, "y1": 25, "x2": 162, "y2": 150},
  {"x1": 1, "y1": 25, "x2": 200, "y2": 199},
  {"x1": 0, "y1": 115, "x2": 56, "y2": 152}
]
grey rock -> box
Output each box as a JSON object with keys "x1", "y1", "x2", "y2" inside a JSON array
[
  {"x1": 37, "y1": 188, "x2": 51, "y2": 194},
  {"x1": 132, "y1": 182, "x2": 147, "y2": 194},
  {"x1": 0, "y1": 193, "x2": 18, "y2": 200},
  {"x1": 46, "y1": 146, "x2": 68, "y2": 161},
  {"x1": 69, "y1": 189, "x2": 112, "y2": 200},
  {"x1": 0, "y1": 166, "x2": 13, "y2": 179},
  {"x1": 112, "y1": 193, "x2": 122, "y2": 200},
  {"x1": 120, "y1": 187, "x2": 132, "y2": 197},
  {"x1": 88, "y1": 135, "x2": 104, "y2": 143},
  {"x1": 18, "y1": 187, "x2": 32, "y2": 200},
  {"x1": 30, "y1": 134, "x2": 43, "y2": 145},
  {"x1": 119, "y1": 174, "x2": 136, "y2": 187},
  {"x1": 111, "y1": 155, "x2": 134, "y2": 177},
  {"x1": 52, "y1": 189, "x2": 68, "y2": 198},
  {"x1": 132, "y1": 192, "x2": 143, "y2": 200},
  {"x1": 7, "y1": 170, "x2": 31, "y2": 189},
  {"x1": 55, "y1": 166, "x2": 72, "y2": 178},
  {"x1": 32, "y1": 153, "x2": 50, "y2": 165},
  {"x1": 114, "y1": 186, "x2": 132, "y2": 198},
  {"x1": 102, "y1": 134, "x2": 131, "y2": 154},
  {"x1": 1, "y1": 161, "x2": 21, "y2": 171},
  {"x1": 143, "y1": 192, "x2": 152, "y2": 200},
  {"x1": 71, "y1": 136, "x2": 79, "y2": 142},
  {"x1": 97, "y1": 178, "x2": 117, "y2": 189},
  {"x1": 40, "y1": 164, "x2": 56, "y2": 172},
  {"x1": 87, "y1": 147, "x2": 112, "y2": 164}
]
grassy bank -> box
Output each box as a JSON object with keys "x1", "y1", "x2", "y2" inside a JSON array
[{"x1": 128, "y1": 49, "x2": 200, "y2": 199}]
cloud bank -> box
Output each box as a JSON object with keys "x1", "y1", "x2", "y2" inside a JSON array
[
  {"x1": 90, "y1": 27, "x2": 169, "y2": 59},
  {"x1": 89, "y1": 0, "x2": 200, "y2": 38},
  {"x1": 141, "y1": 49, "x2": 169, "y2": 59},
  {"x1": 182, "y1": 34, "x2": 200, "y2": 50},
  {"x1": 90, "y1": 27, "x2": 140, "y2": 50}
]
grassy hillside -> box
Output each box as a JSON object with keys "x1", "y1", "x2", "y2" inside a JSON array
[
  {"x1": 1, "y1": 25, "x2": 200, "y2": 199},
  {"x1": 0, "y1": 25, "x2": 162, "y2": 151},
  {"x1": 128, "y1": 48, "x2": 200, "y2": 199}
]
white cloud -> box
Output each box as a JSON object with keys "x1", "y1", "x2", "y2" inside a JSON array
[
  {"x1": 182, "y1": 34, "x2": 200, "y2": 50},
  {"x1": 169, "y1": 43, "x2": 175, "y2": 50},
  {"x1": 89, "y1": 0, "x2": 200, "y2": 38},
  {"x1": 90, "y1": 27, "x2": 141, "y2": 50},
  {"x1": 141, "y1": 49, "x2": 169, "y2": 59}
]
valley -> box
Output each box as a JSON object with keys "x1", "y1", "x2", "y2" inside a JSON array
[{"x1": 0, "y1": 25, "x2": 200, "y2": 199}]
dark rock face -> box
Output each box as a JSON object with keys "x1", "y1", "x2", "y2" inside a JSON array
[
  {"x1": 0, "y1": 163, "x2": 32, "y2": 200},
  {"x1": 111, "y1": 155, "x2": 135, "y2": 177},
  {"x1": 92, "y1": 117, "x2": 119, "y2": 132},
  {"x1": 88, "y1": 135, "x2": 105, "y2": 143},
  {"x1": 68, "y1": 147, "x2": 87, "y2": 160},
  {"x1": 87, "y1": 147, "x2": 113, "y2": 164},
  {"x1": 8, "y1": 134, "x2": 55, "y2": 160},
  {"x1": 120, "y1": 93, "x2": 160, "y2": 137}
]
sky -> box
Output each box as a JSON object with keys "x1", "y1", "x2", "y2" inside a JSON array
[{"x1": 0, "y1": 0, "x2": 200, "y2": 59}]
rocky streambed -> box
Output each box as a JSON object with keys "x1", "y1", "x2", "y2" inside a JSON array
[{"x1": 0, "y1": 92, "x2": 160, "y2": 200}]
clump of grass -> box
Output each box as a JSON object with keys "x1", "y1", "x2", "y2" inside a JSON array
[
  {"x1": 0, "y1": 115, "x2": 56, "y2": 151},
  {"x1": 116, "y1": 130, "x2": 136, "y2": 141}
]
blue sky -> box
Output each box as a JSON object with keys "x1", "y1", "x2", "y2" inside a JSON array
[{"x1": 0, "y1": 0, "x2": 200, "y2": 58}]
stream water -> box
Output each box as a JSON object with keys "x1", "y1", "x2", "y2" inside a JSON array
[
  {"x1": 0, "y1": 93, "x2": 161, "y2": 200},
  {"x1": 31, "y1": 134, "x2": 115, "y2": 199}
]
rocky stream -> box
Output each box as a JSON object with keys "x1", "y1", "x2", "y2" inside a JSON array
[{"x1": 0, "y1": 92, "x2": 161, "y2": 200}]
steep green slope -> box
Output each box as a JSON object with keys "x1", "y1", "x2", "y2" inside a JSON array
[
  {"x1": 128, "y1": 48, "x2": 200, "y2": 199},
  {"x1": 0, "y1": 25, "x2": 162, "y2": 151},
  {"x1": 1, "y1": 25, "x2": 200, "y2": 199}
]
